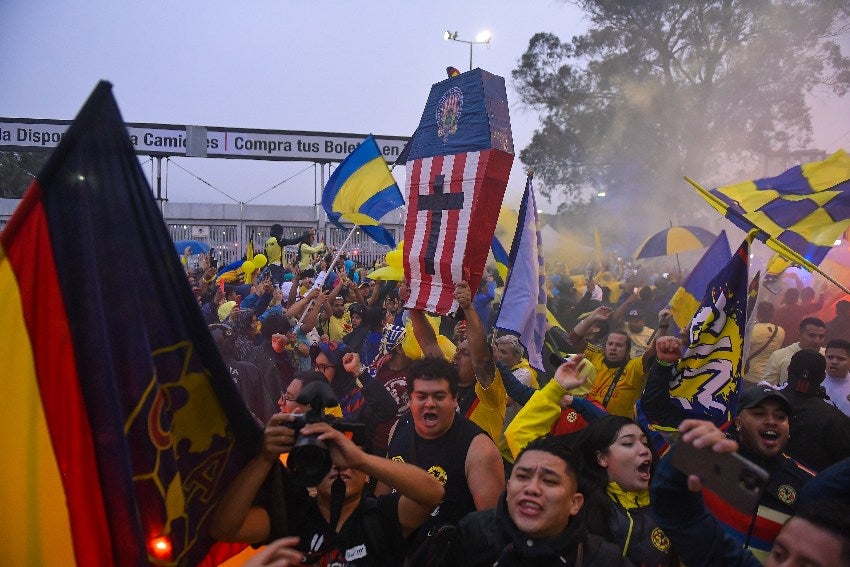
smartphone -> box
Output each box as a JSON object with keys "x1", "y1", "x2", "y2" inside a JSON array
[{"x1": 670, "y1": 441, "x2": 769, "y2": 514}]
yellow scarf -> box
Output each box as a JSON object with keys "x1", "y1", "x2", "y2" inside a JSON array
[{"x1": 606, "y1": 481, "x2": 650, "y2": 509}]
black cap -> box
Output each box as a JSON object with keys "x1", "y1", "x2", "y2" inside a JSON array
[{"x1": 737, "y1": 385, "x2": 792, "y2": 416}]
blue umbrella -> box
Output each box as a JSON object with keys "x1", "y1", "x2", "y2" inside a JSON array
[{"x1": 174, "y1": 239, "x2": 210, "y2": 255}]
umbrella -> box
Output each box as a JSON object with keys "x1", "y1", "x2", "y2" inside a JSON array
[
  {"x1": 633, "y1": 225, "x2": 716, "y2": 259},
  {"x1": 174, "y1": 239, "x2": 211, "y2": 255}
]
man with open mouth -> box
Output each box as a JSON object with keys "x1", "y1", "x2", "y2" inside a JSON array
[
  {"x1": 445, "y1": 435, "x2": 627, "y2": 566},
  {"x1": 645, "y1": 336, "x2": 816, "y2": 562}
]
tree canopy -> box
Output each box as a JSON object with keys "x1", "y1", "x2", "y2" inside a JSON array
[
  {"x1": 0, "y1": 151, "x2": 47, "y2": 198},
  {"x1": 513, "y1": 0, "x2": 850, "y2": 216}
]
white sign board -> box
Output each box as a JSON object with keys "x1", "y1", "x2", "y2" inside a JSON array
[{"x1": 0, "y1": 118, "x2": 409, "y2": 163}]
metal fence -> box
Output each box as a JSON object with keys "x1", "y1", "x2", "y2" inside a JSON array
[
  {"x1": 165, "y1": 222, "x2": 398, "y2": 269},
  {"x1": 1, "y1": 197, "x2": 401, "y2": 270}
]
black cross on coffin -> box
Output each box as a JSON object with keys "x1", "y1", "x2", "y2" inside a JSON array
[{"x1": 418, "y1": 174, "x2": 464, "y2": 275}]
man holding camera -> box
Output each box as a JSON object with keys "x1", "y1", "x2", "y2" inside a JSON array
[{"x1": 210, "y1": 404, "x2": 444, "y2": 565}]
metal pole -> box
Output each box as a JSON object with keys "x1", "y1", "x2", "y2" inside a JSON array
[
  {"x1": 469, "y1": 43, "x2": 473, "y2": 70},
  {"x1": 296, "y1": 225, "x2": 358, "y2": 327},
  {"x1": 155, "y1": 156, "x2": 164, "y2": 213}
]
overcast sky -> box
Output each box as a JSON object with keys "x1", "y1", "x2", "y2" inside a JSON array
[
  {"x1": 0, "y1": 0, "x2": 590, "y2": 211},
  {"x1": 2, "y1": 1, "x2": 848, "y2": 214}
]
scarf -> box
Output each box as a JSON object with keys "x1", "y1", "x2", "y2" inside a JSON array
[{"x1": 606, "y1": 481, "x2": 650, "y2": 509}]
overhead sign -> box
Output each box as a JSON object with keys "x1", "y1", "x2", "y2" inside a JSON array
[{"x1": 0, "y1": 117, "x2": 409, "y2": 163}]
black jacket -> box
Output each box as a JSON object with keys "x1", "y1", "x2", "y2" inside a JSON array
[
  {"x1": 783, "y1": 386, "x2": 850, "y2": 471},
  {"x1": 445, "y1": 494, "x2": 631, "y2": 567}
]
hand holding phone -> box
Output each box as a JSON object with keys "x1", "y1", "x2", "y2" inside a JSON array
[{"x1": 671, "y1": 419, "x2": 769, "y2": 514}]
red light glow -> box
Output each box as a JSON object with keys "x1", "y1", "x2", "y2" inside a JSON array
[{"x1": 148, "y1": 535, "x2": 173, "y2": 562}]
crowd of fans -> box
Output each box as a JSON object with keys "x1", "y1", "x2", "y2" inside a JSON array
[{"x1": 181, "y1": 231, "x2": 850, "y2": 566}]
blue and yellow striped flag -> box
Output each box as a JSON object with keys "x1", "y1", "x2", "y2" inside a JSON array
[{"x1": 322, "y1": 135, "x2": 405, "y2": 246}]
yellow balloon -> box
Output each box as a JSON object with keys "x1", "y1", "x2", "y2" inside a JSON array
[
  {"x1": 241, "y1": 260, "x2": 256, "y2": 275},
  {"x1": 367, "y1": 266, "x2": 404, "y2": 281},
  {"x1": 386, "y1": 249, "x2": 402, "y2": 269},
  {"x1": 253, "y1": 254, "x2": 268, "y2": 268},
  {"x1": 401, "y1": 316, "x2": 442, "y2": 360}
]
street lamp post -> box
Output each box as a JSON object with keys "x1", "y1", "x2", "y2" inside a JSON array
[{"x1": 443, "y1": 30, "x2": 492, "y2": 71}]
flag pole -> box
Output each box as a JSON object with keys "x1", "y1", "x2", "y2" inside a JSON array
[
  {"x1": 295, "y1": 225, "x2": 358, "y2": 327},
  {"x1": 685, "y1": 176, "x2": 850, "y2": 295}
]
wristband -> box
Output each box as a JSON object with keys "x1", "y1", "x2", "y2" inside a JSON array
[{"x1": 656, "y1": 359, "x2": 674, "y2": 367}]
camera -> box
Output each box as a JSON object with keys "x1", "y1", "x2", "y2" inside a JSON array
[{"x1": 287, "y1": 381, "x2": 366, "y2": 487}]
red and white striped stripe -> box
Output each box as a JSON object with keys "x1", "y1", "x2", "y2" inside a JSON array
[{"x1": 403, "y1": 151, "x2": 484, "y2": 314}]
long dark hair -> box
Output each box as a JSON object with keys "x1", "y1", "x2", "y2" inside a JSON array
[{"x1": 569, "y1": 415, "x2": 656, "y2": 539}]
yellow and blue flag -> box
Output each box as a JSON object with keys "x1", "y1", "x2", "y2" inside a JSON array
[
  {"x1": 491, "y1": 235, "x2": 509, "y2": 282},
  {"x1": 322, "y1": 135, "x2": 405, "y2": 247},
  {"x1": 706, "y1": 149, "x2": 850, "y2": 268},
  {"x1": 670, "y1": 233, "x2": 754, "y2": 424},
  {"x1": 667, "y1": 230, "x2": 731, "y2": 330}
]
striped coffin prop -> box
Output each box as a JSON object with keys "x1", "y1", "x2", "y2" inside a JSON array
[{"x1": 403, "y1": 69, "x2": 514, "y2": 315}]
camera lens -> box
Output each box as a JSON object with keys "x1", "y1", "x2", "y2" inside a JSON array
[
  {"x1": 739, "y1": 469, "x2": 762, "y2": 491},
  {"x1": 289, "y1": 435, "x2": 332, "y2": 487}
]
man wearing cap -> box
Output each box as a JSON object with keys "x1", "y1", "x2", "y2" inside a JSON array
[
  {"x1": 781, "y1": 348, "x2": 850, "y2": 471},
  {"x1": 623, "y1": 308, "x2": 656, "y2": 358},
  {"x1": 761, "y1": 317, "x2": 826, "y2": 385},
  {"x1": 646, "y1": 336, "x2": 815, "y2": 560}
]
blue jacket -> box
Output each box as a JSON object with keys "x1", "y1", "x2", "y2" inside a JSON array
[{"x1": 650, "y1": 452, "x2": 761, "y2": 567}]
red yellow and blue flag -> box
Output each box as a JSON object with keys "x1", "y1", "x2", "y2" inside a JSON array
[
  {"x1": 0, "y1": 82, "x2": 259, "y2": 566},
  {"x1": 322, "y1": 135, "x2": 405, "y2": 247}
]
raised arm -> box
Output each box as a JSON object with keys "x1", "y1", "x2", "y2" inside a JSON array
[
  {"x1": 465, "y1": 434, "x2": 505, "y2": 511},
  {"x1": 210, "y1": 414, "x2": 297, "y2": 543},
  {"x1": 504, "y1": 356, "x2": 595, "y2": 459},
  {"x1": 640, "y1": 335, "x2": 687, "y2": 427},
  {"x1": 569, "y1": 305, "x2": 612, "y2": 351},
  {"x1": 456, "y1": 281, "x2": 495, "y2": 388},
  {"x1": 409, "y1": 308, "x2": 445, "y2": 359},
  {"x1": 305, "y1": 422, "x2": 445, "y2": 537}
]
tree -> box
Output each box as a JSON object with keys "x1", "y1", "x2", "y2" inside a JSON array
[
  {"x1": 0, "y1": 151, "x2": 49, "y2": 198},
  {"x1": 514, "y1": 0, "x2": 850, "y2": 220}
]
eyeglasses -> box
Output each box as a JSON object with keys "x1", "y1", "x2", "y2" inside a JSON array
[{"x1": 314, "y1": 363, "x2": 332, "y2": 372}]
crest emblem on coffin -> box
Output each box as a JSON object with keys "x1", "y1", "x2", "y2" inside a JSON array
[{"x1": 436, "y1": 87, "x2": 463, "y2": 142}]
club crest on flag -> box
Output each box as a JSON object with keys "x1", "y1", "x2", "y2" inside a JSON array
[
  {"x1": 437, "y1": 87, "x2": 463, "y2": 142},
  {"x1": 670, "y1": 236, "x2": 753, "y2": 423}
]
